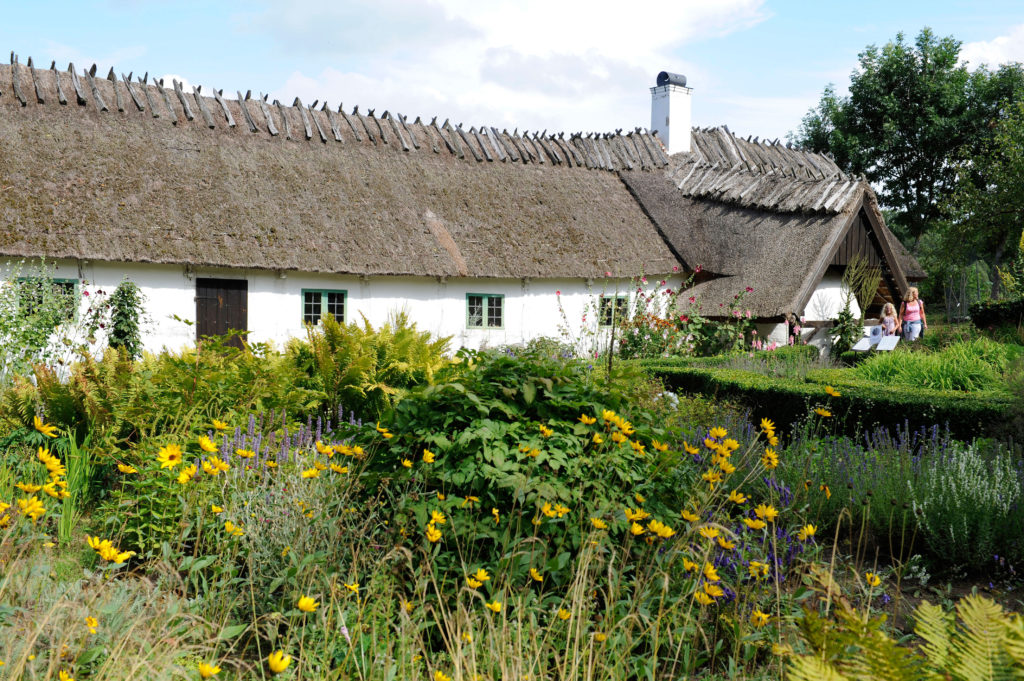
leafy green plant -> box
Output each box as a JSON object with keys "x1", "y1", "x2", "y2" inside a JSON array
[
  {"x1": 854, "y1": 338, "x2": 1017, "y2": 392},
  {"x1": 832, "y1": 295, "x2": 861, "y2": 355},
  {"x1": 107, "y1": 280, "x2": 146, "y2": 360}
]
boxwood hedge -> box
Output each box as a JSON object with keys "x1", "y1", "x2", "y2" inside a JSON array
[{"x1": 969, "y1": 296, "x2": 1024, "y2": 329}]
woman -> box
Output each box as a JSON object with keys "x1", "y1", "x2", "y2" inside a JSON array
[
  {"x1": 899, "y1": 287, "x2": 927, "y2": 341},
  {"x1": 879, "y1": 302, "x2": 901, "y2": 336}
]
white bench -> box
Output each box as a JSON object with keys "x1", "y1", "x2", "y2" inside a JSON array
[{"x1": 851, "y1": 325, "x2": 899, "y2": 352}]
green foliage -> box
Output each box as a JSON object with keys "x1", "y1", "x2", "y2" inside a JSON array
[
  {"x1": 843, "y1": 254, "x2": 882, "y2": 322},
  {"x1": 298, "y1": 310, "x2": 450, "y2": 418},
  {"x1": 832, "y1": 296, "x2": 861, "y2": 355},
  {"x1": 853, "y1": 339, "x2": 1018, "y2": 392},
  {"x1": 970, "y1": 295, "x2": 1024, "y2": 329},
  {"x1": 107, "y1": 280, "x2": 145, "y2": 360},
  {"x1": 789, "y1": 594, "x2": 1024, "y2": 680}
]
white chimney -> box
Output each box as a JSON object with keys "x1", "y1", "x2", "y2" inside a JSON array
[{"x1": 650, "y1": 71, "x2": 692, "y2": 155}]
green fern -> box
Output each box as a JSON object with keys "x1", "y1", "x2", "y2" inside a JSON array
[{"x1": 949, "y1": 595, "x2": 1012, "y2": 681}]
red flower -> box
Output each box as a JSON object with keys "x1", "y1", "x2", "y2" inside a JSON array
[
  {"x1": 680, "y1": 315, "x2": 689, "y2": 323},
  {"x1": 556, "y1": 290, "x2": 561, "y2": 295},
  {"x1": 689, "y1": 296, "x2": 696, "y2": 303},
  {"x1": 695, "y1": 265, "x2": 703, "y2": 273},
  {"x1": 745, "y1": 286, "x2": 754, "y2": 293}
]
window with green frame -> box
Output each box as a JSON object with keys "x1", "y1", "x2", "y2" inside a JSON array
[
  {"x1": 467, "y1": 293, "x2": 503, "y2": 329},
  {"x1": 17, "y1": 277, "x2": 78, "y2": 322},
  {"x1": 302, "y1": 289, "x2": 346, "y2": 325},
  {"x1": 599, "y1": 295, "x2": 629, "y2": 327}
]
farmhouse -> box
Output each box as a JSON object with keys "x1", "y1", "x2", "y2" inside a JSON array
[{"x1": 0, "y1": 57, "x2": 922, "y2": 352}]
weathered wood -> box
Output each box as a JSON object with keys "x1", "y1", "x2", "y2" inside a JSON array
[
  {"x1": 50, "y1": 62, "x2": 66, "y2": 105},
  {"x1": 28, "y1": 57, "x2": 44, "y2": 104},
  {"x1": 323, "y1": 104, "x2": 344, "y2": 142},
  {"x1": 522, "y1": 131, "x2": 545, "y2": 164},
  {"x1": 485, "y1": 127, "x2": 509, "y2": 162},
  {"x1": 293, "y1": 98, "x2": 313, "y2": 140},
  {"x1": 191, "y1": 87, "x2": 215, "y2": 128},
  {"x1": 398, "y1": 114, "x2": 419, "y2": 149},
  {"x1": 368, "y1": 110, "x2": 388, "y2": 143},
  {"x1": 383, "y1": 112, "x2": 410, "y2": 151},
  {"x1": 10, "y1": 55, "x2": 26, "y2": 106},
  {"x1": 353, "y1": 107, "x2": 377, "y2": 143},
  {"x1": 308, "y1": 105, "x2": 329, "y2": 143},
  {"x1": 433, "y1": 118, "x2": 458, "y2": 156},
  {"x1": 212, "y1": 88, "x2": 235, "y2": 127},
  {"x1": 121, "y1": 74, "x2": 144, "y2": 111},
  {"x1": 494, "y1": 128, "x2": 518, "y2": 162},
  {"x1": 455, "y1": 125, "x2": 482, "y2": 161},
  {"x1": 552, "y1": 136, "x2": 575, "y2": 166},
  {"x1": 274, "y1": 100, "x2": 293, "y2": 139},
  {"x1": 68, "y1": 64, "x2": 87, "y2": 105},
  {"x1": 172, "y1": 79, "x2": 194, "y2": 121},
  {"x1": 470, "y1": 127, "x2": 493, "y2": 161},
  {"x1": 236, "y1": 92, "x2": 259, "y2": 132},
  {"x1": 338, "y1": 105, "x2": 363, "y2": 142},
  {"x1": 155, "y1": 79, "x2": 178, "y2": 123},
  {"x1": 84, "y1": 68, "x2": 108, "y2": 111},
  {"x1": 104, "y1": 68, "x2": 123, "y2": 111},
  {"x1": 139, "y1": 75, "x2": 160, "y2": 117},
  {"x1": 257, "y1": 95, "x2": 279, "y2": 136}
]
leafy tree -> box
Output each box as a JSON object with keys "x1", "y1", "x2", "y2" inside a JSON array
[
  {"x1": 107, "y1": 280, "x2": 146, "y2": 360},
  {"x1": 794, "y1": 28, "x2": 1024, "y2": 249}
]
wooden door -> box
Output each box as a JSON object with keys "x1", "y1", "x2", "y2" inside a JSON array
[{"x1": 195, "y1": 278, "x2": 248, "y2": 348}]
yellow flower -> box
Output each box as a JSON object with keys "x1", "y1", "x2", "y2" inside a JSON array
[
  {"x1": 236, "y1": 448, "x2": 255, "y2": 459},
  {"x1": 281, "y1": 546, "x2": 291, "y2": 557},
  {"x1": 212, "y1": 419, "x2": 229, "y2": 431},
  {"x1": 701, "y1": 469, "x2": 723, "y2": 488},
  {"x1": 402, "y1": 600, "x2": 414, "y2": 614},
  {"x1": 680, "y1": 509, "x2": 699, "y2": 523},
  {"x1": 34, "y1": 415, "x2": 58, "y2": 438},
  {"x1": 617, "y1": 420, "x2": 635, "y2": 436},
  {"x1": 539, "y1": 424, "x2": 554, "y2": 437},
  {"x1": 743, "y1": 517, "x2": 767, "y2": 531},
  {"x1": 157, "y1": 444, "x2": 183, "y2": 469},
  {"x1": 211, "y1": 504, "x2": 224, "y2": 514},
  {"x1": 590, "y1": 517, "x2": 608, "y2": 530},
  {"x1": 14, "y1": 482, "x2": 42, "y2": 493},
  {"x1": 693, "y1": 590, "x2": 714, "y2": 606},
  {"x1": 436, "y1": 492, "x2": 446, "y2": 501},
  {"x1": 301, "y1": 467, "x2": 320, "y2": 478},
  {"x1": 760, "y1": 417, "x2": 776, "y2": 437},
  {"x1": 430, "y1": 510, "x2": 447, "y2": 525},
  {"x1": 298, "y1": 595, "x2": 319, "y2": 612},
  {"x1": 761, "y1": 448, "x2": 779, "y2": 469},
  {"x1": 698, "y1": 526, "x2": 719, "y2": 540},
  {"x1": 224, "y1": 521, "x2": 243, "y2": 537},
  {"x1": 728, "y1": 490, "x2": 747, "y2": 504},
  {"x1": 648, "y1": 519, "x2": 676, "y2": 539},
  {"x1": 530, "y1": 568, "x2": 543, "y2": 582},
  {"x1": 268, "y1": 650, "x2": 292, "y2": 674},
  {"x1": 716, "y1": 536, "x2": 736, "y2": 550},
  {"x1": 177, "y1": 464, "x2": 197, "y2": 485},
  {"x1": 398, "y1": 458, "x2": 412, "y2": 469},
  {"x1": 796, "y1": 524, "x2": 817, "y2": 541},
  {"x1": 426, "y1": 523, "x2": 442, "y2": 543},
  {"x1": 722, "y1": 438, "x2": 740, "y2": 453},
  {"x1": 624, "y1": 507, "x2": 650, "y2": 522},
  {"x1": 682, "y1": 558, "x2": 698, "y2": 573},
  {"x1": 578, "y1": 414, "x2": 597, "y2": 425},
  {"x1": 592, "y1": 433, "x2": 604, "y2": 444},
  {"x1": 718, "y1": 458, "x2": 736, "y2": 474},
  {"x1": 199, "y1": 662, "x2": 221, "y2": 678},
  {"x1": 330, "y1": 463, "x2": 348, "y2": 474},
  {"x1": 814, "y1": 407, "x2": 832, "y2": 418},
  {"x1": 472, "y1": 568, "x2": 490, "y2": 582},
  {"x1": 753, "y1": 504, "x2": 779, "y2": 523},
  {"x1": 629, "y1": 440, "x2": 646, "y2": 455},
  {"x1": 557, "y1": 608, "x2": 571, "y2": 621},
  {"x1": 748, "y1": 561, "x2": 769, "y2": 578},
  {"x1": 825, "y1": 385, "x2": 841, "y2": 397},
  {"x1": 266, "y1": 461, "x2": 278, "y2": 468},
  {"x1": 703, "y1": 582, "x2": 725, "y2": 598},
  {"x1": 532, "y1": 516, "x2": 542, "y2": 526},
  {"x1": 345, "y1": 582, "x2": 360, "y2": 593},
  {"x1": 751, "y1": 609, "x2": 770, "y2": 627},
  {"x1": 820, "y1": 483, "x2": 832, "y2": 499},
  {"x1": 58, "y1": 671, "x2": 74, "y2": 681},
  {"x1": 610, "y1": 431, "x2": 627, "y2": 444},
  {"x1": 683, "y1": 442, "x2": 699, "y2": 455},
  {"x1": 541, "y1": 502, "x2": 557, "y2": 518},
  {"x1": 651, "y1": 439, "x2": 669, "y2": 452},
  {"x1": 601, "y1": 409, "x2": 616, "y2": 422},
  {"x1": 422, "y1": 449, "x2": 436, "y2": 463},
  {"x1": 461, "y1": 496, "x2": 479, "y2": 508},
  {"x1": 865, "y1": 572, "x2": 882, "y2": 588},
  {"x1": 629, "y1": 522, "x2": 646, "y2": 536},
  {"x1": 315, "y1": 440, "x2": 332, "y2": 456},
  {"x1": 703, "y1": 562, "x2": 720, "y2": 582},
  {"x1": 767, "y1": 434, "x2": 780, "y2": 447},
  {"x1": 492, "y1": 507, "x2": 500, "y2": 524},
  {"x1": 84, "y1": 616, "x2": 98, "y2": 634},
  {"x1": 434, "y1": 671, "x2": 452, "y2": 681},
  {"x1": 17, "y1": 496, "x2": 46, "y2": 522},
  {"x1": 117, "y1": 463, "x2": 138, "y2": 474},
  {"x1": 484, "y1": 600, "x2": 502, "y2": 613},
  {"x1": 466, "y1": 577, "x2": 483, "y2": 589},
  {"x1": 198, "y1": 435, "x2": 218, "y2": 453},
  {"x1": 709, "y1": 426, "x2": 727, "y2": 439}
]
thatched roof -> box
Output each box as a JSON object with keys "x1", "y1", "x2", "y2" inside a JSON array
[{"x1": 0, "y1": 58, "x2": 678, "y2": 278}]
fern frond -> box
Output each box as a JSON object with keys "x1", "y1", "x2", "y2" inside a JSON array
[
  {"x1": 788, "y1": 654, "x2": 849, "y2": 681},
  {"x1": 916, "y1": 600, "x2": 956, "y2": 672},
  {"x1": 951, "y1": 595, "x2": 1011, "y2": 681}
]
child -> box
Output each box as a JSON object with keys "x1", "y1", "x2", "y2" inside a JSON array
[{"x1": 879, "y1": 302, "x2": 900, "y2": 336}]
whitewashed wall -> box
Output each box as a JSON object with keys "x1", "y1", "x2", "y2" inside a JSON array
[
  {"x1": 803, "y1": 273, "x2": 860, "y2": 322},
  {"x1": 3, "y1": 259, "x2": 683, "y2": 355}
]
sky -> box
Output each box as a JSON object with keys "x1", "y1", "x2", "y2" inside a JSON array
[{"x1": 3, "y1": 1, "x2": 1024, "y2": 141}]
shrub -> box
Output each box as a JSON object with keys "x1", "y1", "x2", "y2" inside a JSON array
[
  {"x1": 853, "y1": 338, "x2": 1018, "y2": 392},
  {"x1": 970, "y1": 295, "x2": 1024, "y2": 328},
  {"x1": 106, "y1": 280, "x2": 146, "y2": 360}
]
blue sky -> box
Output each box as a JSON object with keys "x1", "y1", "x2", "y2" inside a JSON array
[{"x1": 3, "y1": 1, "x2": 1023, "y2": 140}]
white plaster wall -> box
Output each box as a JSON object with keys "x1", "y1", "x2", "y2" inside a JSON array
[
  {"x1": 801, "y1": 273, "x2": 861, "y2": 322},
  {"x1": 4, "y1": 258, "x2": 685, "y2": 355},
  {"x1": 650, "y1": 84, "x2": 692, "y2": 154}
]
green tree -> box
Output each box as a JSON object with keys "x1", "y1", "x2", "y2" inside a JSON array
[
  {"x1": 794, "y1": 28, "x2": 1024, "y2": 249},
  {"x1": 107, "y1": 280, "x2": 146, "y2": 360}
]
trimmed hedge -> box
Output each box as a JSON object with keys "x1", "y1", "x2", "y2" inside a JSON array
[
  {"x1": 969, "y1": 297, "x2": 1024, "y2": 329},
  {"x1": 645, "y1": 364, "x2": 1012, "y2": 439}
]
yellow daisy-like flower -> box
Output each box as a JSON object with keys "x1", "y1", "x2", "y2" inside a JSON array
[
  {"x1": 330, "y1": 463, "x2": 348, "y2": 474},
  {"x1": 825, "y1": 385, "x2": 841, "y2": 397},
  {"x1": 718, "y1": 458, "x2": 736, "y2": 474},
  {"x1": 578, "y1": 414, "x2": 597, "y2": 425},
  {"x1": 761, "y1": 448, "x2": 779, "y2": 469},
  {"x1": 683, "y1": 442, "x2": 699, "y2": 456},
  {"x1": 593, "y1": 433, "x2": 604, "y2": 444},
  {"x1": 814, "y1": 407, "x2": 832, "y2": 418},
  {"x1": 268, "y1": 650, "x2": 292, "y2": 674},
  {"x1": 466, "y1": 576, "x2": 483, "y2": 589},
  {"x1": 698, "y1": 525, "x2": 719, "y2": 540},
  {"x1": 212, "y1": 419, "x2": 229, "y2": 431},
  {"x1": 84, "y1": 616, "x2": 98, "y2": 635},
  {"x1": 17, "y1": 496, "x2": 46, "y2": 523},
  {"x1": 703, "y1": 582, "x2": 725, "y2": 598},
  {"x1": 751, "y1": 609, "x2": 770, "y2": 627},
  {"x1": 117, "y1": 463, "x2": 138, "y2": 474},
  {"x1": 430, "y1": 509, "x2": 447, "y2": 525},
  {"x1": 491, "y1": 507, "x2": 500, "y2": 524},
  {"x1": 557, "y1": 608, "x2": 571, "y2": 621},
  {"x1": 716, "y1": 536, "x2": 736, "y2": 550},
  {"x1": 529, "y1": 568, "x2": 543, "y2": 582},
  {"x1": 198, "y1": 436, "x2": 218, "y2": 453},
  {"x1": 199, "y1": 661, "x2": 221, "y2": 678},
  {"x1": 14, "y1": 482, "x2": 42, "y2": 493},
  {"x1": 648, "y1": 519, "x2": 676, "y2": 539},
  {"x1": 461, "y1": 496, "x2": 479, "y2": 508},
  {"x1": 743, "y1": 517, "x2": 767, "y2": 531},
  {"x1": 539, "y1": 424, "x2": 554, "y2": 437},
  {"x1": 434, "y1": 671, "x2": 452, "y2": 681},
  {"x1": 629, "y1": 440, "x2": 646, "y2": 455},
  {"x1": 611, "y1": 431, "x2": 628, "y2": 444},
  {"x1": 651, "y1": 439, "x2": 669, "y2": 452},
  {"x1": 703, "y1": 562, "x2": 720, "y2": 582},
  {"x1": 345, "y1": 582, "x2": 359, "y2": 593},
  {"x1": 426, "y1": 523, "x2": 442, "y2": 543},
  {"x1": 590, "y1": 517, "x2": 608, "y2": 529},
  {"x1": 301, "y1": 467, "x2": 320, "y2": 479},
  {"x1": 865, "y1": 572, "x2": 882, "y2": 588},
  {"x1": 693, "y1": 590, "x2": 714, "y2": 606},
  {"x1": 748, "y1": 560, "x2": 769, "y2": 579},
  {"x1": 682, "y1": 558, "x2": 698, "y2": 572},
  {"x1": 701, "y1": 469, "x2": 723, "y2": 488},
  {"x1": 224, "y1": 521, "x2": 243, "y2": 537},
  {"x1": 472, "y1": 568, "x2": 490, "y2": 582},
  {"x1": 34, "y1": 415, "x2": 58, "y2": 438},
  {"x1": 760, "y1": 417, "x2": 776, "y2": 436},
  {"x1": 629, "y1": 522, "x2": 646, "y2": 536},
  {"x1": 796, "y1": 524, "x2": 817, "y2": 541},
  {"x1": 753, "y1": 504, "x2": 779, "y2": 523},
  {"x1": 177, "y1": 464, "x2": 197, "y2": 485},
  {"x1": 298, "y1": 595, "x2": 319, "y2": 612},
  {"x1": 266, "y1": 461, "x2": 278, "y2": 469},
  {"x1": 235, "y1": 448, "x2": 255, "y2": 459},
  {"x1": 601, "y1": 409, "x2": 616, "y2": 423},
  {"x1": 767, "y1": 434, "x2": 780, "y2": 447},
  {"x1": 484, "y1": 600, "x2": 502, "y2": 613},
  {"x1": 820, "y1": 483, "x2": 832, "y2": 499},
  {"x1": 58, "y1": 671, "x2": 74, "y2": 681},
  {"x1": 594, "y1": 631, "x2": 607, "y2": 642},
  {"x1": 422, "y1": 449, "x2": 436, "y2": 463},
  {"x1": 709, "y1": 426, "x2": 727, "y2": 439},
  {"x1": 400, "y1": 459, "x2": 413, "y2": 469},
  {"x1": 624, "y1": 507, "x2": 650, "y2": 522},
  {"x1": 211, "y1": 505, "x2": 224, "y2": 514},
  {"x1": 728, "y1": 490, "x2": 747, "y2": 504},
  {"x1": 680, "y1": 509, "x2": 699, "y2": 523},
  {"x1": 156, "y1": 444, "x2": 183, "y2": 469},
  {"x1": 315, "y1": 440, "x2": 332, "y2": 456}
]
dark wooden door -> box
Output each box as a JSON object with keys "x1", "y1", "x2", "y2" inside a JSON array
[{"x1": 195, "y1": 278, "x2": 248, "y2": 348}]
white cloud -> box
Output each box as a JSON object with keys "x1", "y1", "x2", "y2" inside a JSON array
[
  {"x1": 961, "y1": 24, "x2": 1024, "y2": 69},
  {"x1": 248, "y1": 0, "x2": 768, "y2": 133}
]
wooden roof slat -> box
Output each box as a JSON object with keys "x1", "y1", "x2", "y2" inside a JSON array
[
  {"x1": 68, "y1": 63, "x2": 87, "y2": 106},
  {"x1": 171, "y1": 79, "x2": 193, "y2": 121},
  {"x1": 193, "y1": 87, "x2": 216, "y2": 129}
]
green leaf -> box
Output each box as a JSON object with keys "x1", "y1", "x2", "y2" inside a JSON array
[{"x1": 217, "y1": 623, "x2": 249, "y2": 640}]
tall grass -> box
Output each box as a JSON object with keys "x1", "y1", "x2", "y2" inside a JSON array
[{"x1": 854, "y1": 338, "x2": 1018, "y2": 392}]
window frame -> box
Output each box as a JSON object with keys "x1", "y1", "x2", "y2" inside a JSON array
[
  {"x1": 598, "y1": 295, "x2": 629, "y2": 327},
  {"x1": 301, "y1": 288, "x2": 347, "y2": 326},
  {"x1": 16, "y1": 277, "x2": 80, "y2": 322},
  {"x1": 466, "y1": 292, "x2": 504, "y2": 329}
]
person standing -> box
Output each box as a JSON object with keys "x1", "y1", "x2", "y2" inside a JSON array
[
  {"x1": 899, "y1": 287, "x2": 926, "y2": 341},
  {"x1": 879, "y1": 302, "x2": 901, "y2": 336}
]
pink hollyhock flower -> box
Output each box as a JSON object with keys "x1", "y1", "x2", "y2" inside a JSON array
[
  {"x1": 673, "y1": 265, "x2": 679, "y2": 272},
  {"x1": 745, "y1": 286, "x2": 754, "y2": 293},
  {"x1": 688, "y1": 296, "x2": 696, "y2": 303},
  {"x1": 556, "y1": 290, "x2": 560, "y2": 295},
  {"x1": 695, "y1": 265, "x2": 703, "y2": 273}
]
